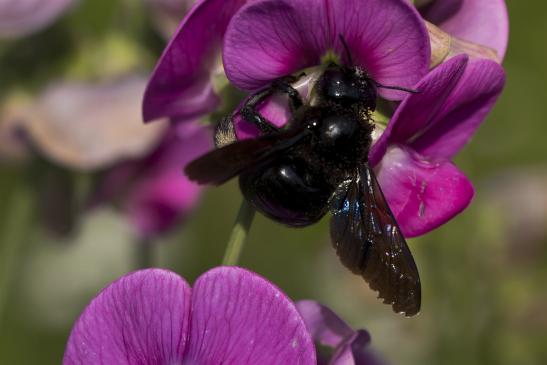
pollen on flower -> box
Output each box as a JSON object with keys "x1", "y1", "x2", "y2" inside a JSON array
[{"x1": 320, "y1": 50, "x2": 341, "y2": 65}]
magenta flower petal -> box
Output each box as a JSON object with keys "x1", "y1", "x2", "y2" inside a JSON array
[
  {"x1": 330, "y1": 330, "x2": 380, "y2": 365},
  {"x1": 223, "y1": 0, "x2": 430, "y2": 99},
  {"x1": 411, "y1": 59, "x2": 506, "y2": 159},
  {"x1": 185, "y1": 267, "x2": 316, "y2": 364},
  {"x1": 63, "y1": 269, "x2": 191, "y2": 365},
  {"x1": 0, "y1": 0, "x2": 75, "y2": 39},
  {"x1": 369, "y1": 55, "x2": 468, "y2": 166},
  {"x1": 295, "y1": 300, "x2": 353, "y2": 348},
  {"x1": 127, "y1": 170, "x2": 203, "y2": 238},
  {"x1": 328, "y1": 0, "x2": 430, "y2": 100},
  {"x1": 421, "y1": 0, "x2": 509, "y2": 60},
  {"x1": 376, "y1": 147, "x2": 474, "y2": 237},
  {"x1": 142, "y1": 0, "x2": 246, "y2": 122}
]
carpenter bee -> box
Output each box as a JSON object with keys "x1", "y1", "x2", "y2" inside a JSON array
[{"x1": 185, "y1": 38, "x2": 421, "y2": 316}]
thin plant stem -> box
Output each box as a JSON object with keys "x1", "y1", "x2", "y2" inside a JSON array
[
  {"x1": 222, "y1": 199, "x2": 256, "y2": 266},
  {"x1": 135, "y1": 239, "x2": 154, "y2": 269},
  {"x1": 0, "y1": 183, "x2": 33, "y2": 329}
]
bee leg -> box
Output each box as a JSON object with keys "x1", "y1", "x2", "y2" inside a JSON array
[
  {"x1": 214, "y1": 116, "x2": 237, "y2": 148},
  {"x1": 271, "y1": 80, "x2": 303, "y2": 112},
  {"x1": 240, "y1": 72, "x2": 306, "y2": 134},
  {"x1": 240, "y1": 87, "x2": 280, "y2": 135}
]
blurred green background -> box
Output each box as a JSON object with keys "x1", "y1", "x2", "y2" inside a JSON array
[{"x1": 0, "y1": 1, "x2": 546, "y2": 364}]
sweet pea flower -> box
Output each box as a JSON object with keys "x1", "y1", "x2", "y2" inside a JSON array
[
  {"x1": 415, "y1": 0, "x2": 509, "y2": 61},
  {"x1": 297, "y1": 301, "x2": 384, "y2": 365},
  {"x1": 63, "y1": 267, "x2": 316, "y2": 364},
  {"x1": 93, "y1": 123, "x2": 212, "y2": 239},
  {"x1": 369, "y1": 54, "x2": 505, "y2": 237},
  {"x1": 2, "y1": 75, "x2": 210, "y2": 239},
  {"x1": 0, "y1": 0, "x2": 77, "y2": 39}
]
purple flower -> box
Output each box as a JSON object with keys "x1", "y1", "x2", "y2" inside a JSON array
[
  {"x1": 2, "y1": 75, "x2": 210, "y2": 239},
  {"x1": 145, "y1": 0, "x2": 505, "y2": 237},
  {"x1": 0, "y1": 0, "x2": 77, "y2": 39},
  {"x1": 416, "y1": 0, "x2": 509, "y2": 60},
  {"x1": 369, "y1": 54, "x2": 505, "y2": 237},
  {"x1": 297, "y1": 300, "x2": 384, "y2": 365},
  {"x1": 63, "y1": 267, "x2": 316, "y2": 364},
  {"x1": 93, "y1": 123, "x2": 212, "y2": 239}
]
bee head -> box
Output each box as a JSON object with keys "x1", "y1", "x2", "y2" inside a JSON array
[{"x1": 314, "y1": 64, "x2": 377, "y2": 111}]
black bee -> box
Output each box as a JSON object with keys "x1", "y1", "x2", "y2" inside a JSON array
[{"x1": 185, "y1": 38, "x2": 421, "y2": 316}]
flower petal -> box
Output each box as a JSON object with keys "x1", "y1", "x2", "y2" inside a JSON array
[
  {"x1": 186, "y1": 266, "x2": 316, "y2": 364},
  {"x1": 295, "y1": 300, "x2": 353, "y2": 348},
  {"x1": 420, "y1": 0, "x2": 509, "y2": 60},
  {"x1": 328, "y1": 0, "x2": 430, "y2": 100},
  {"x1": 223, "y1": 0, "x2": 430, "y2": 99},
  {"x1": 63, "y1": 269, "x2": 191, "y2": 365},
  {"x1": 142, "y1": 0, "x2": 246, "y2": 122},
  {"x1": 15, "y1": 76, "x2": 167, "y2": 171},
  {"x1": 127, "y1": 171, "x2": 202, "y2": 238},
  {"x1": 369, "y1": 55, "x2": 468, "y2": 165},
  {"x1": 330, "y1": 330, "x2": 382, "y2": 365},
  {"x1": 376, "y1": 146, "x2": 474, "y2": 237},
  {"x1": 0, "y1": 0, "x2": 75, "y2": 39},
  {"x1": 410, "y1": 59, "x2": 505, "y2": 159},
  {"x1": 223, "y1": 0, "x2": 326, "y2": 91}
]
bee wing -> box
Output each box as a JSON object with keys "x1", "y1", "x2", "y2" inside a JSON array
[
  {"x1": 329, "y1": 163, "x2": 421, "y2": 316},
  {"x1": 185, "y1": 129, "x2": 309, "y2": 186}
]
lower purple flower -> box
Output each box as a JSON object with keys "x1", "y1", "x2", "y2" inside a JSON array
[{"x1": 63, "y1": 267, "x2": 316, "y2": 365}]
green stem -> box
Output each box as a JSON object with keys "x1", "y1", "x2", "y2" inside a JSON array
[
  {"x1": 222, "y1": 199, "x2": 256, "y2": 266},
  {"x1": 0, "y1": 183, "x2": 33, "y2": 328},
  {"x1": 135, "y1": 239, "x2": 154, "y2": 269}
]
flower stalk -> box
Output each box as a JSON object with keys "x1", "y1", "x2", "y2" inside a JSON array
[
  {"x1": 222, "y1": 199, "x2": 255, "y2": 266},
  {"x1": 135, "y1": 239, "x2": 155, "y2": 269},
  {"x1": 0, "y1": 181, "x2": 34, "y2": 327}
]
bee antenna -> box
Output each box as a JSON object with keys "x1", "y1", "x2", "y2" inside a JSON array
[
  {"x1": 338, "y1": 34, "x2": 354, "y2": 66},
  {"x1": 373, "y1": 81, "x2": 420, "y2": 94}
]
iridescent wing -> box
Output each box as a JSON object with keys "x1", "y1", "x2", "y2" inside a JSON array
[
  {"x1": 329, "y1": 163, "x2": 421, "y2": 316},
  {"x1": 185, "y1": 128, "x2": 309, "y2": 186}
]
